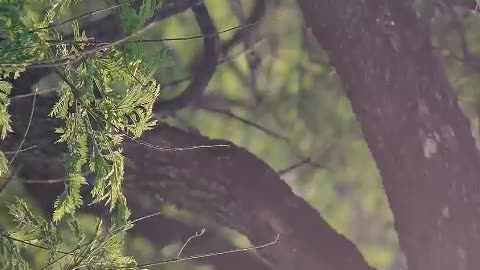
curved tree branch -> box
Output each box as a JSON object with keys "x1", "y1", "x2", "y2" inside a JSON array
[
  {"x1": 2, "y1": 90, "x2": 374, "y2": 270},
  {"x1": 153, "y1": 2, "x2": 220, "y2": 115},
  {"x1": 153, "y1": 0, "x2": 266, "y2": 115},
  {"x1": 122, "y1": 126, "x2": 375, "y2": 270}
]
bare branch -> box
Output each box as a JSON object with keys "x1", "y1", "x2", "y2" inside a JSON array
[
  {"x1": 133, "y1": 234, "x2": 280, "y2": 268},
  {"x1": 8, "y1": 87, "x2": 38, "y2": 166},
  {"x1": 200, "y1": 106, "x2": 290, "y2": 142}
]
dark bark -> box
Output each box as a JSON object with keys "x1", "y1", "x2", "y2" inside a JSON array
[
  {"x1": 123, "y1": 126, "x2": 374, "y2": 270},
  {"x1": 298, "y1": 1, "x2": 480, "y2": 270}
]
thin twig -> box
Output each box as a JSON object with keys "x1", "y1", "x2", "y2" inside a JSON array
[
  {"x1": 127, "y1": 23, "x2": 255, "y2": 43},
  {"x1": 0, "y1": 23, "x2": 255, "y2": 69},
  {"x1": 201, "y1": 106, "x2": 289, "y2": 142},
  {"x1": 10, "y1": 87, "x2": 59, "y2": 99},
  {"x1": 2, "y1": 234, "x2": 71, "y2": 255},
  {"x1": 130, "y1": 234, "x2": 280, "y2": 269},
  {"x1": 124, "y1": 134, "x2": 230, "y2": 152},
  {"x1": 2, "y1": 23, "x2": 153, "y2": 69},
  {"x1": 12, "y1": 178, "x2": 70, "y2": 184},
  {"x1": 130, "y1": 211, "x2": 163, "y2": 224},
  {"x1": 8, "y1": 87, "x2": 38, "y2": 166},
  {"x1": 3, "y1": 210, "x2": 163, "y2": 269},
  {"x1": 5, "y1": 23, "x2": 255, "y2": 56},
  {"x1": 3, "y1": 145, "x2": 37, "y2": 155},
  {"x1": 0, "y1": 171, "x2": 93, "y2": 184},
  {"x1": 278, "y1": 158, "x2": 311, "y2": 175},
  {"x1": 177, "y1": 228, "x2": 206, "y2": 258},
  {"x1": 35, "y1": 3, "x2": 127, "y2": 31}
]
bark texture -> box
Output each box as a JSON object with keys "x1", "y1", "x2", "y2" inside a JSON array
[{"x1": 298, "y1": 1, "x2": 480, "y2": 270}]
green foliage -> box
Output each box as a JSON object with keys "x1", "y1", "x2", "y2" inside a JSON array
[
  {"x1": 0, "y1": 49, "x2": 13, "y2": 179},
  {"x1": 0, "y1": 80, "x2": 12, "y2": 140},
  {"x1": 0, "y1": 151, "x2": 8, "y2": 179},
  {"x1": 1, "y1": 0, "x2": 161, "y2": 219},
  {"x1": 109, "y1": 0, "x2": 159, "y2": 35},
  {"x1": 49, "y1": 22, "x2": 160, "y2": 220},
  {"x1": 1, "y1": 198, "x2": 136, "y2": 270},
  {"x1": 0, "y1": 233, "x2": 30, "y2": 270},
  {"x1": 44, "y1": 0, "x2": 80, "y2": 23},
  {"x1": 0, "y1": 0, "x2": 163, "y2": 267}
]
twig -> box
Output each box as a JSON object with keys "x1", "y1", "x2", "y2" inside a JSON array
[
  {"x1": 201, "y1": 106, "x2": 289, "y2": 142},
  {"x1": 3, "y1": 23, "x2": 255, "y2": 55},
  {"x1": 12, "y1": 178, "x2": 70, "y2": 184},
  {"x1": 130, "y1": 234, "x2": 280, "y2": 268},
  {"x1": 3, "y1": 211, "x2": 164, "y2": 270},
  {"x1": 130, "y1": 211, "x2": 163, "y2": 225},
  {"x1": 0, "y1": 171, "x2": 93, "y2": 184},
  {"x1": 1, "y1": 18, "x2": 157, "y2": 69},
  {"x1": 34, "y1": 3, "x2": 127, "y2": 32},
  {"x1": 177, "y1": 228, "x2": 206, "y2": 258},
  {"x1": 278, "y1": 158, "x2": 311, "y2": 175},
  {"x1": 124, "y1": 134, "x2": 230, "y2": 152},
  {"x1": 8, "y1": 87, "x2": 38, "y2": 166},
  {"x1": 2, "y1": 234, "x2": 71, "y2": 255},
  {"x1": 3, "y1": 145, "x2": 37, "y2": 155},
  {"x1": 10, "y1": 87, "x2": 59, "y2": 99},
  {"x1": 125, "y1": 23, "x2": 255, "y2": 43}
]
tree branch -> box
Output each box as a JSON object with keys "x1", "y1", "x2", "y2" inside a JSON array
[
  {"x1": 121, "y1": 125, "x2": 374, "y2": 270},
  {"x1": 3, "y1": 91, "x2": 374, "y2": 270},
  {"x1": 153, "y1": 2, "x2": 219, "y2": 115}
]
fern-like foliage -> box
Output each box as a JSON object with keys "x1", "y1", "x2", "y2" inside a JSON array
[
  {"x1": 109, "y1": 0, "x2": 158, "y2": 35},
  {"x1": 1, "y1": 0, "x2": 162, "y2": 219},
  {"x1": 49, "y1": 13, "x2": 161, "y2": 221},
  {"x1": 0, "y1": 81, "x2": 11, "y2": 177},
  {"x1": 0, "y1": 80, "x2": 12, "y2": 140},
  {"x1": 0, "y1": 0, "x2": 166, "y2": 267},
  {"x1": 0, "y1": 198, "x2": 137, "y2": 270}
]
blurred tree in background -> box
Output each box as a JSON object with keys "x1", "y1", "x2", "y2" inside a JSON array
[{"x1": 2, "y1": 0, "x2": 480, "y2": 269}]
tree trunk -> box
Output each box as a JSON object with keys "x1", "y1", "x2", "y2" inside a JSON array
[{"x1": 298, "y1": 1, "x2": 480, "y2": 270}]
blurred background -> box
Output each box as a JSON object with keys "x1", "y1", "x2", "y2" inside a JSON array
[{"x1": 2, "y1": 0, "x2": 480, "y2": 269}]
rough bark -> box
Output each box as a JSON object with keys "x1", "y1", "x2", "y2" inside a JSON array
[{"x1": 298, "y1": 1, "x2": 480, "y2": 270}]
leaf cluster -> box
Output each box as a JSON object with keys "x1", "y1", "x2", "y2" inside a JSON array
[
  {"x1": 0, "y1": 198, "x2": 136, "y2": 270},
  {"x1": 0, "y1": 0, "x2": 165, "y2": 267}
]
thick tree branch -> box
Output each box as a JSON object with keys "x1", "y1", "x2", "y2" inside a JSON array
[
  {"x1": 2, "y1": 90, "x2": 374, "y2": 270},
  {"x1": 121, "y1": 126, "x2": 374, "y2": 270}
]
